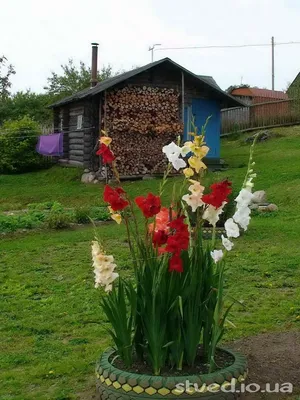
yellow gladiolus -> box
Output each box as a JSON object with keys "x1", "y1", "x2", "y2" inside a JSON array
[
  {"x1": 188, "y1": 156, "x2": 207, "y2": 173},
  {"x1": 183, "y1": 167, "x2": 194, "y2": 178},
  {"x1": 194, "y1": 145, "x2": 209, "y2": 158},
  {"x1": 108, "y1": 206, "x2": 122, "y2": 224},
  {"x1": 100, "y1": 136, "x2": 112, "y2": 146},
  {"x1": 111, "y1": 213, "x2": 122, "y2": 224}
]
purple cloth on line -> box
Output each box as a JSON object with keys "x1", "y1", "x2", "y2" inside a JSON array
[{"x1": 36, "y1": 133, "x2": 63, "y2": 156}]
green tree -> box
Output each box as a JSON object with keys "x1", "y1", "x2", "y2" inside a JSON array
[
  {"x1": 44, "y1": 59, "x2": 115, "y2": 99},
  {"x1": 0, "y1": 91, "x2": 53, "y2": 125},
  {"x1": 0, "y1": 56, "x2": 16, "y2": 99}
]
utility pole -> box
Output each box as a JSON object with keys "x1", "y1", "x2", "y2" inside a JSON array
[
  {"x1": 271, "y1": 36, "x2": 275, "y2": 90},
  {"x1": 148, "y1": 43, "x2": 161, "y2": 62}
]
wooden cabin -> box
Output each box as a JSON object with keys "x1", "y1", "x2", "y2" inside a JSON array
[{"x1": 50, "y1": 47, "x2": 243, "y2": 177}]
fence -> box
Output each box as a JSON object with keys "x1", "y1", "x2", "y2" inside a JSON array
[{"x1": 221, "y1": 98, "x2": 300, "y2": 134}]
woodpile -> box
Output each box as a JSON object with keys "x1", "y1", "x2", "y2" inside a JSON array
[{"x1": 103, "y1": 86, "x2": 183, "y2": 176}]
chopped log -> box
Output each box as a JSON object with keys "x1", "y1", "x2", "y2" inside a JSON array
[{"x1": 101, "y1": 86, "x2": 183, "y2": 176}]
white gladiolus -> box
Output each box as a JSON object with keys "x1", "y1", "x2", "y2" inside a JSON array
[
  {"x1": 233, "y1": 207, "x2": 251, "y2": 231},
  {"x1": 169, "y1": 153, "x2": 187, "y2": 170},
  {"x1": 182, "y1": 193, "x2": 204, "y2": 212},
  {"x1": 211, "y1": 249, "x2": 224, "y2": 263},
  {"x1": 92, "y1": 241, "x2": 118, "y2": 292},
  {"x1": 203, "y1": 204, "x2": 225, "y2": 227},
  {"x1": 221, "y1": 235, "x2": 234, "y2": 251},
  {"x1": 235, "y1": 188, "x2": 254, "y2": 208},
  {"x1": 162, "y1": 142, "x2": 186, "y2": 170},
  {"x1": 224, "y1": 218, "x2": 240, "y2": 238}
]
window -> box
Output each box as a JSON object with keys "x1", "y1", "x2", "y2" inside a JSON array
[{"x1": 77, "y1": 115, "x2": 83, "y2": 130}]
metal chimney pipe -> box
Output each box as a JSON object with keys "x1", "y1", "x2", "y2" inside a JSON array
[{"x1": 91, "y1": 42, "x2": 99, "y2": 87}]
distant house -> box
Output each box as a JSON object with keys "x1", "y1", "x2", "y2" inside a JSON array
[
  {"x1": 287, "y1": 72, "x2": 300, "y2": 98},
  {"x1": 50, "y1": 45, "x2": 243, "y2": 175},
  {"x1": 228, "y1": 86, "x2": 288, "y2": 105}
]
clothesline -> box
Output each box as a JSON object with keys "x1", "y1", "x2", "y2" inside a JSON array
[{"x1": 0, "y1": 126, "x2": 97, "y2": 139}]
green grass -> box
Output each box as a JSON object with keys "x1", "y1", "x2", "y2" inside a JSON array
[{"x1": 1, "y1": 126, "x2": 300, "y2": 399}]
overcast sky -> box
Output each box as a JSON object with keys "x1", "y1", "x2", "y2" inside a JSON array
[{"x1": 1, "y1": 0, "x2": 300, "y2": 94}]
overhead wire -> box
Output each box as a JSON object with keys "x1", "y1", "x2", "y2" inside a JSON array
[{"x1": 155, "y1": 41, "x2": 300, "y2": 52}]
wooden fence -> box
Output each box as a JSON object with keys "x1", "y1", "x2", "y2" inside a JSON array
[{"x1": 221, "y1": 98, "x2": 300, "y2": 134}]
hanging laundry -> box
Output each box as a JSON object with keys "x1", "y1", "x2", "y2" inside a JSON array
[{"x1": 36, "y1": 133, "x2": 63, "y2": 156}]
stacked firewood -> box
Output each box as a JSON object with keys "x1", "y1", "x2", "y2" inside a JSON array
[
  {"x1": 103, "y1": 86, "x2": 183, "y2": 176},
  {"x1": 111, "y1": 132, "x2": 178, "y2": 176},
  {"x1": 105, "y1": 86, "x2": 182, "y2": 135}
]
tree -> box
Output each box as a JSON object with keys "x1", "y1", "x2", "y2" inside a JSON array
[
  {"x1": 0, "y1": 56, "x2": 16, "y2": 99},
  {"x1": 44, "y1": 59, "x2": 115, "y2": 99},
  {"x1": 0, "y1": 90, "x2": 53, "y2": 125},
  {"x1": 226, "y1": 84, "x2": 250, "y2": 94}
]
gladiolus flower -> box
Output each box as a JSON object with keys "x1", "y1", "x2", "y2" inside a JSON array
[
  {"x1": 183, "y1": 167, "x2": 194, "y2": 178},
  {"x1": 182, "y1": 180, "x2": 205, "y2": 212},
  {"x1": 108, "y1": 206, "x2": 122, "y2": 224},
  {"x1": 162, "y1": 142, "x2": 186, "y2": 170},
  {"x1": 211, "y1": 249, "x2": 224, "y2": 263},
  {"x1": 148, "y1": 207, "x2": 176, "y2": 233},
  {"x1": 152, "y1": 229, "x2": 168, "y2": 247},
  {"x1": 100, "y1": 136, "x2": 112, "y2": 146},
  {"x1": 135, "y1": 193, "x2": 161, "y2": 218},
  {"x1": 221, "y1": 235, "x2": 234, "y2": 251},
  {"x1": 169, "y1": 254, "x2": 183, "y2": 273},
  {"x1": 111, "y1": 213, "x2": 122, "y2": 224},
  {"x1": 91, "y1": 241, "x2": 118, "y2": 292},
  {"x1": 203, "y1": 203, "x2": 225, "y2": 226},
  {"x1": 96, "y1": 144, "x2": 115, "y2": 164},
  {"x1": 188, "y1": 156, "x2": 207, "y2": 173},
  {"x1": 235, "y1": 188, "x2": 253, "y2": 208},
  {"x1": 202, "y1": 180, "x2": 232, "y2": 209},
  {"x1": 104, "y1": 185, "x2": 129, "y2": 211},
  {"x1": 224, "y1": 218, "x2": 240, "y2": 238}
]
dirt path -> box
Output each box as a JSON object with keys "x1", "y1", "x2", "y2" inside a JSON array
[{"x1": 228, "y1": 331, "x2": 300, "y2": 399}]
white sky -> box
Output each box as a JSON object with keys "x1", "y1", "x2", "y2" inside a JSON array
[{"x1": 1, "y1": 0, "x2": 300, "y2": 94}]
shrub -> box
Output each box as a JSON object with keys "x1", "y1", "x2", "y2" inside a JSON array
[
  {"x1": 74, "y1": 207, "x2": 91, "y2": 224},
  {"x1": 90, "y1": 206, "x2": 110, "y2": 221},
  {"x1": 28, "y1": 201, "x2": 55, "y2": 210},
  {"x1": 0, "y1": 116, "x2": 51, "y2": 173},
  {"x1": 45, "y1": 211, "x2": 71, "y2": 229}
]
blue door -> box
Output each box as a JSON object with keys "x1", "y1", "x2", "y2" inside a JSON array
[{"x1": 184, "y1": 99, "x2": 221, "y2": 159}]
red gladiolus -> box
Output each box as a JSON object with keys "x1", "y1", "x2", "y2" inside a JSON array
[
  {"x1": 169, "y1": 216, "x2": 187, "y2": 232},
  {"x1": 202, "y1": 179, "x2": 232, "y2": 209},
  {"x1": 152, "y1": 229, "x2": 168, "y2": 247},
  {"x1": 135, "y1": 193, "x2": 161, "y2": 218},
  {"x1": 103, "y1": 185, "x2": 129, "y2": 211},
  {"x1": 169, "y1": 254, "x2": 183, "y2": 273},
  {"x1": 96, "y1": 144, "x2": 115, "y2": 164}
]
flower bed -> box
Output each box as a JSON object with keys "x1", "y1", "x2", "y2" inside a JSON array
[
  {"x1": 96, "y1": 347, "x2": 248, "y2": 399},
  {"x1": 0, "y1": 201, "x2": 110, "y2": 233},
  {"x1": 91, "y1": 124, "x2": 258, "y2": 399}
]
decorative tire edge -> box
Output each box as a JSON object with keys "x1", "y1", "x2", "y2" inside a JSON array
[{"x1": 95, "y1": 348, "x2": 248, "y2": 399}]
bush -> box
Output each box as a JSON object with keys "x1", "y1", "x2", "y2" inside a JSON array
[
  {"x1": 90, "y1": 206, "x2": 110, "y2": 221},
  {"x1": 45, "y1": 211, "x2": 71, "y2": 229},
  {"x1": 74, "y1": 207, "x2": 91, "y2": 224},
  {"x1": 0, "y1": 116, "x2": 51, "y2": 173}
]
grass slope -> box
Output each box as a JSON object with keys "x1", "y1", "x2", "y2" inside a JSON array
[{"x1": 1, "y1": 126, "x2": 300, "y2": 399}]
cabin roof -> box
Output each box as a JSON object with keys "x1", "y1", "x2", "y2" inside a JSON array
[{"x1": 50, "y1": 58, "x2": 244, "y2": 108}]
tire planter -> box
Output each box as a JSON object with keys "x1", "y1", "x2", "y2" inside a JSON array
[
  {"x1": 96, "y1": 348, "x2": 248, "y2": 400},
  {"x1": 202, "y1": 226, "x2": 226, "y2": 240}
]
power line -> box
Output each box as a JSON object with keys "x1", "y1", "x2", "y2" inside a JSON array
[{"x1": 154, "y1": 40, "x2": 300, "y2": 51}]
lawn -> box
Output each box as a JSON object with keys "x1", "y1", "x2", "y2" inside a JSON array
[{"x1": 1, "y1": 126, "x2": 300, "y2": 400}]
